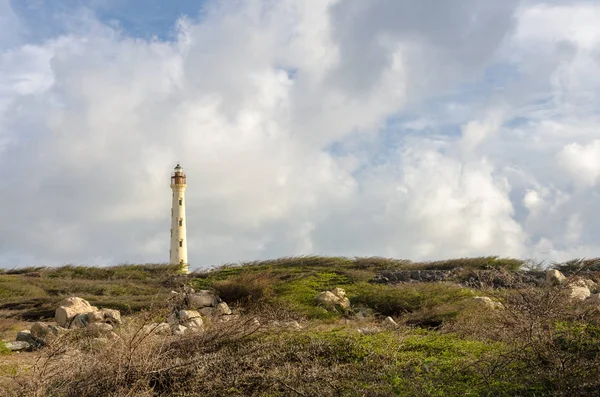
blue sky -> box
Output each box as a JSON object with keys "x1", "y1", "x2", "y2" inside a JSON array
[
  {"x1": 1, "y1": 0, "x2": 600, "y2": 268},
  {"x1": 10, "y1": 0, "x2": 206, "y2": 40}
]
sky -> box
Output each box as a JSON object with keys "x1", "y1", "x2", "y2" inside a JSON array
[{"x1": 1, "y1": 0, "x2": 600, "y2": 269}]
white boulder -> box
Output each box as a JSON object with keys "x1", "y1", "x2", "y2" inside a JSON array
[
  {"x1": 546, "y1": 270, "x2": 566, "y2": 285},
  {"x1": 568, "y1": 285, "x2": 591, "y2": 301},
  {"x1": 179, "y1": 310, "x2": 204, "y2": 329},
  {"x1": 383, "y1": 316, "x2": 398, "y2": 327},
  {"x1": 215, "y1": 302, "x2": 232, "y2": 315},
  {"x1": 472, "y1": 296, "x2": 503, "y2": 309},
  {"x1": 55, "y1": 297, "x2": 97, "y2": 328},
  {"x1": 316, "y1": 289, "x2": 351, "y2": 310}
]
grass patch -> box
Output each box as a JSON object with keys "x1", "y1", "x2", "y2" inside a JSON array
[
  {"x1": 0, "y1": 264, "x2": 182, "y2": 320},
  {"x1": 0, "y1": 341, "x2": 11, "y2": 355},
  {"x1": 348, "y1": 282, "x2": 474, "y2": 317}
]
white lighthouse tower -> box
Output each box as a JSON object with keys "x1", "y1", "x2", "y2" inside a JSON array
[{"x1": 169, "y1": 164, "x2": 189, "y2": 274}]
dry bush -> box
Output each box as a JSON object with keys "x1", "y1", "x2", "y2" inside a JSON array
[
  {"x1": 447, "y1": 274, "x2": 600, "y2": 396},
  {"x1": 212, "y1": 271, "x2": 275, "y2": 304},
  {"x1": 6, "y1": 309, "x2": 263, "y2": 397},
  {"x1": 5, "y1": 307, "x2": 400, "y2": 397}
]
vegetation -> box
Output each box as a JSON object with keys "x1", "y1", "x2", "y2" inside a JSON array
[
  {"x1": 2, "y1": 256, "x2": 600, "y2": 396},
  {"x1": 0, "y1": 264, "x2": 185, "y2": 319},
  {"x1": 0, "y1": 341, "x2": 10, "y2": 356}
]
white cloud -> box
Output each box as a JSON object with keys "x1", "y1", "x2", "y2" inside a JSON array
[
  {"x1": 2, "y1": 0, "x2": 600, "y2": 267},
  {"x1": 558, "y1": 141, "x2": 600, "y2": 187}
]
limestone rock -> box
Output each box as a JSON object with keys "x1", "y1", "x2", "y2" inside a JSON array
[
  {"x1": 179, "y1": 310, "x2": 201, "y2": 323},
  {"x1": 85, "y1": 323, "x2": 114, "y2": 337},
  {"x1": 143, "y1": 323, "x2": 171, "y2": 336},
  {"x1": 184, "y1": 318, "x2": 203, "y2": 329},
  {"x1": 215, "y1": 302, "x2": 232, "y2": 315},
  {"x1": 71, "y1": 313, "x2": 90, "y2": 328},
  {"x1": 87, "y1": 308, "x2": 122, "y2": 326},
  {"x1": 5, "y1": 341, "x2": 30, "y2": 352},
  {"x1": 383, "y1": 316, "x2": 398, "y2": 327},
  {"x1": 546, "y1": 269, "x2": 566, "y2": 285},
  {"x1": 188, "y1": 290, "x2": 218, "y2": 308},
  {"x1": 472, "y1": 296, "x2": 503, "y2": 309},
  {"x1": 30, "y1": 322, "x2": 64, "y2": 339},
  {"x1": 568, "y1": 285, "x2": 591, "y2": 301},
  {"x1": 167, "y1": 310, "x2": 204, "y2": 330},
  {"x1": 171, "y1": 324, "x2": 187, "y2": 336},
  {"x1": 102, "y1": 308, "x2": 122, "y2": 325},
  {"x1": 55, "y1": 297, "x2": 97, "y2": 328},
  {"x1": 316, "y1": 290, "x2": 351, "y2": 310},
  {"x1": 180, "y1": 310, "x2": 203, "y2": 329},
  {"x1": 583, "y1": 279, "x2": 597, "y2": 289},
  {"x1": 332, "y1": 287, "x2": 347, "y2": 299},
  {"x1": 199, "y1": 307, "x2": 215, "y2": 316},
  {"x1": 317, "y1": 291, "x2": 338, "y2": 306}
]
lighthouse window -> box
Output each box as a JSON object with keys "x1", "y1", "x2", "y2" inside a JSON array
[
  {"x1": 179, "y1": 240, "x2": 183, "y2": 247},
  {"x1": 179, "y1": 198, "x2": 183, "y2": 206},
  {"x1": 178, "y1": 218, "x2": 183, "y2": 226}
]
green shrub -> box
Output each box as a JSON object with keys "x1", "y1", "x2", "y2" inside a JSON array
[
  {"x1": 0, "y1": 341, "x2": 11, "y2": 355},
  {"x1": 348, "y1": 282, "x2": 474, "y2": 317},
  {"x1": 410, "y1": 256, "x2": 525, "y2": 271},
  {"x1": 554, "y1": 258, "x2": 600, "y2": 273},
  {"x1": 273, "y1": 272, "x2": 352, "y2": 319}
]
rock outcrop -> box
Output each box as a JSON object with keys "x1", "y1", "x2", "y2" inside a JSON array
[
  {"x1": 9, "y1": 297, "x2": 123, "y2": 350},
  {"x1": 168, "y1": 287, "x2": 233, "y2": 324},
  {"x1": 316, "y1": 288, "x2": 351, "y2": 310}
]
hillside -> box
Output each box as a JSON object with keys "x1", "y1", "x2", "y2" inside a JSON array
[{"x1": 2, "y1": 256, "x2": 600, "y2": 396}]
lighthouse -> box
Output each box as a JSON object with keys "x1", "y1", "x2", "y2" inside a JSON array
[{"x1": 169, "y1": 164, "x2": 189, "y2": 274}]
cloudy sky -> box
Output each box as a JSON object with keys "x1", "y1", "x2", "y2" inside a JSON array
[{"x1": 1, "y1": 0, "x2": 600, "y2": 268}]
